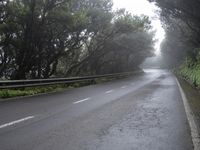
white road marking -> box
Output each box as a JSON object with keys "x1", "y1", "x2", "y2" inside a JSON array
[
  {"x1": 176, "y1": 78, "x2": 200, "y2": 150},
  {"x1": 0, "y1": 116, "x2": 35, "y2": 129},
  {"x1": 105, "y1": 90, "x2": 114, "y2": 94},
  {"x1": 73, "y1": 97, "x2": 91, "y2": 104},
  {"x1": 121, "y1": 86, "x2": 127, "y2": 89}
]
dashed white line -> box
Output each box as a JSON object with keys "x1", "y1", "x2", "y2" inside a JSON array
[
  {"x1": 121, "y1": 86, "x2": 127, "y2": 89},
  {"x1": 0, "y1": 116, "x2": 35, "y2": 129},
  {"x1": 105, "y1": 90, "x2": 114, "y2": 94},
  {"x1": 73, "y1": 97, "x2": 91, "y2": 104}
]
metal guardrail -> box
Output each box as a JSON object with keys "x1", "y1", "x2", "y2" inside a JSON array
[{"x1": 0, "y1": 72, "x2": 137, "y2": 89}]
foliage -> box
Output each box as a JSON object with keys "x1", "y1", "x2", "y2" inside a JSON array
[
  {"x1": 0, "y1": 0, "x2": 155, "y2": 79},
  {"x1": 0, "y1": 85, "x2": 68, "y2": 99},
  {"x1": 178, "y1": 58, "x2": 200, "y2": 87},
  {"x1": 0, "y1": 75, "x2": 127, "y2": 99},
  {"x1": 61, "y1": 10, "x2": 155, "y2": 76},
  {"x1": 149, "y1": 0, "x2": 200, "y2": 68}
]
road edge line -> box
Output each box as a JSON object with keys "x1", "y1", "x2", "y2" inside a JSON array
[{"x1": 176, "y1": 78, "x2": 200, "y2": 150}]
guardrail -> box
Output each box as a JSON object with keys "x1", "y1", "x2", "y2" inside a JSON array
[{"x1": 0, "y1": 72, "x2": 137, "y2": 89}]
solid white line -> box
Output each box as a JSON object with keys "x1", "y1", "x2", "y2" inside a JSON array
[
  {"x1": 105, "y1": 90, "x2": 114, "y2": 94},
  {"x1": 176, "y1": 78, "x2": 200, "y2": 150},
  {"x1": 0, "y1": 116, "x2": 35, "y2": 129},
  {"x1": 73, "y1": 97, "x2": 91, "y2": 104}
]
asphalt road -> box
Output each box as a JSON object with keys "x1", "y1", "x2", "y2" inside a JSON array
[{"x1": 0, "y1": 69, "x2": 194, "y2": 150}]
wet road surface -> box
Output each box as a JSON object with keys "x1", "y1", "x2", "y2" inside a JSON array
[{"x1": 0, "y1": 69, "x2": 194, "y2": 150}]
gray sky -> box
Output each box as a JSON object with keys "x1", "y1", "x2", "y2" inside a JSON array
[{"x1": 113, "y1": 0, "x2": 165, "y2": 55}]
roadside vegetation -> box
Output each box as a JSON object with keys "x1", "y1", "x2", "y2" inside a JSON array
[
  {"x1": 0, "y1": 75, "x2": 128, "y2": 99},
  {"x1": 0, "y1": 0, "x2": 155, "y2": 80},
  {"x1": 178, "y1": 58, "x2": 200, "y2": 88},
  {"x1": 148, "y1": 0, "x2": 200, "y2": 88},
  {"x1": 0, "y1": 0, "x2": 154, "y2": 99},
  {"x1": 0, "y1": 85, "x2": 68, "y2": 99}
]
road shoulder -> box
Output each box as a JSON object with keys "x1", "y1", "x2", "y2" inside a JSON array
[{"x1": 176, "y1": 78, "x2": 200, "y2": 150}]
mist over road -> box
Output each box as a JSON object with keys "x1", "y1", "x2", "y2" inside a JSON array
[{"x1": 0, "y1": 69, "x2": 193, "y2": 150}]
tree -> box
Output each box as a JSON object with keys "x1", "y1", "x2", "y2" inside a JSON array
[
  {"x1": 0, "y1": 1, "x2": 155, "y2": 79},
  {"x1": 149, "y1": 0, "x2": 200, "y2": 65},
  {"x1": 0, "y1": 0, "x2": 113, "y2": 79},
  {"x1": 64, "y1": 10, "x2": 155, "y2": 76}
]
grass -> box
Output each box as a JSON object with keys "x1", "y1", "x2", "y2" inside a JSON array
[
  {"x1": 177, "y1": 60, "x2": 200, "y2": 88},
  {"x1": 0, "y1": 84, "x2": 72, "y2": 99},
  {"x1": 0, "y1": 76, "x2": 126, "y2": 99}
]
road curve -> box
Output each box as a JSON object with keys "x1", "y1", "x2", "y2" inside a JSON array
[{"x1": 0, "y1": 69, "x2": 194, "y2": 150}]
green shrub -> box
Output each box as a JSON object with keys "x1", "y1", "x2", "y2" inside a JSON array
[
  {"x1": 0, "y1": 76, "x2": 128, "y2": 99},
  {"x1": 178, "y1": 59, "x2": 200, "y2": 87},
  {"x1": 0, "y1": 84, "x2": 68, "y2": 99}
]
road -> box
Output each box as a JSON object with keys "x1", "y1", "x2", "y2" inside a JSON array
[{"x1": 0, "y1": 69, "x2": 194, "y2": 150}]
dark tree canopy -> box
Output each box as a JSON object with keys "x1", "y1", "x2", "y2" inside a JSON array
[
  {"x1": 149, "y1": 0, "x2": 200, "y2": 68},
  {"x1": 58, "y1": 10, "x2": 155, "y2": 76},
  {"x1": 0, "y1": 0, "x2": 155, "y2": 79}
]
